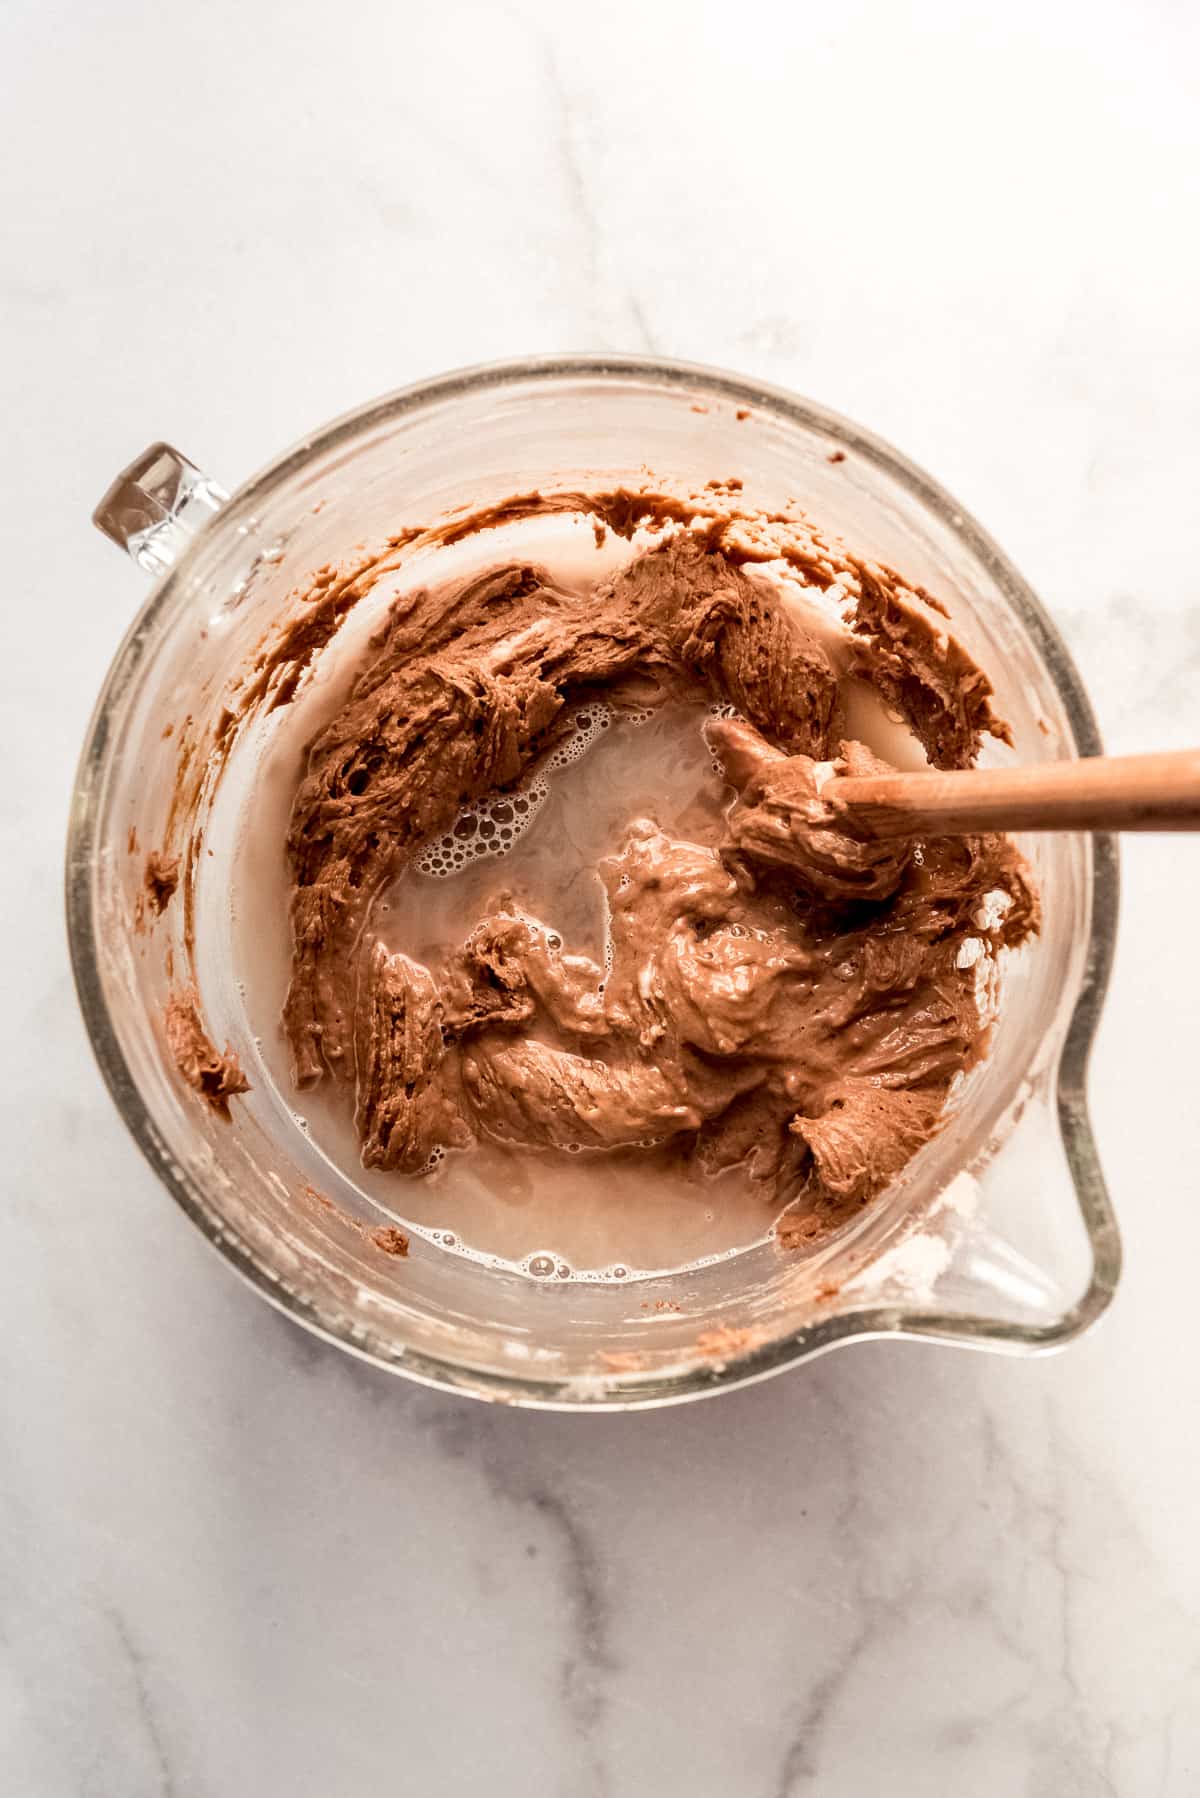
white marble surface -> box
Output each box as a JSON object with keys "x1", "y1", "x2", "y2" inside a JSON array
[{"x1": 4, "y1": 1, "x2": 1200, "y2": 1791}]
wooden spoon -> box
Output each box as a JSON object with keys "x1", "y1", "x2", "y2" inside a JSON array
[{"x1": 825, "y1": 749, "x2": 1200, "y2": 839}]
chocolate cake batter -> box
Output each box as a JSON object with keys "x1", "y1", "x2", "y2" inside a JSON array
[
  {"x1": 276, "y1": 516, "x2": 1037, "y2": 1245},
  {"x1": 164, "y1": 991, "x2": 249, "y2": 1120}
]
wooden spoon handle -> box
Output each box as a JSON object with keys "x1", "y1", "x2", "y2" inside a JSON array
[{"x1": 826, "y1": 749, "x2": 1200, "y2": 838}]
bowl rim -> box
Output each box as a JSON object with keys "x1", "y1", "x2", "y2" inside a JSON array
[{"x1": 65, "y1": 351, "x2": 1122, "y2": 1410}]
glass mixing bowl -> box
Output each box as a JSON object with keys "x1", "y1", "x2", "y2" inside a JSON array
[{"x1": 67, "y1": 356, "x2": 1120, "y2": 1408}]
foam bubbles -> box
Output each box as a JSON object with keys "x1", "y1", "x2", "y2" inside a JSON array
[
  {"x1": 543, "y1": 703, "x2": 613, "y2": 772},
  {"x1": 413, "y1": 780, "x2": 550, "y2": 877},
  {"x1": 412, "y1": 704, "x2": 615, "y2": 880},
  {"x1": 707, "y1": 703, "x2": 743, "y2": 778}
]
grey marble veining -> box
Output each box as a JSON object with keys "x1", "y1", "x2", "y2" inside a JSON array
[{"x1": 3, "y1": 0, "x2": 1200, "y2": 1791}]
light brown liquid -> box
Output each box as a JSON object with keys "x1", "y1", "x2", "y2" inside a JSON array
[
  {"x1": 380, "y1": 701, "x2": 726, "y2": 966},
  {"x1": 229, "y1": 517, "x2": 925, "y2": 1277}
]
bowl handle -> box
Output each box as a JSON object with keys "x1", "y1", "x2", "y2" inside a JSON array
[{"x1": 92, "y1": 442, "x2": 227, "y2": 577}]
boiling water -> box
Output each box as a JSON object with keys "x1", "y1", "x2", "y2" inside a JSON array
[{"x1": 228, "y1": 515, "x2": 924, "y2": 1278}]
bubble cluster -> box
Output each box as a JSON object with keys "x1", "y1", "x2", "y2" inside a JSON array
[
  {"x1": 412, "y1": 704, "x2": 615, "y2": 879},
  {"x1": 413, "y1": 781, "x2": 550, "y2": 877},
  {"x1": 523, "y1": 1251, "x2": 576, "y2": 1280},
  {"x1": 418, "y1": 1224, "x2": 756, "y2": 1284},
  {"x1": 707, "y1": 701, "x2": 744, "y2": 775},
  {"x1": 543, "y1": 703, "x2": 613, "y2": 772}
]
